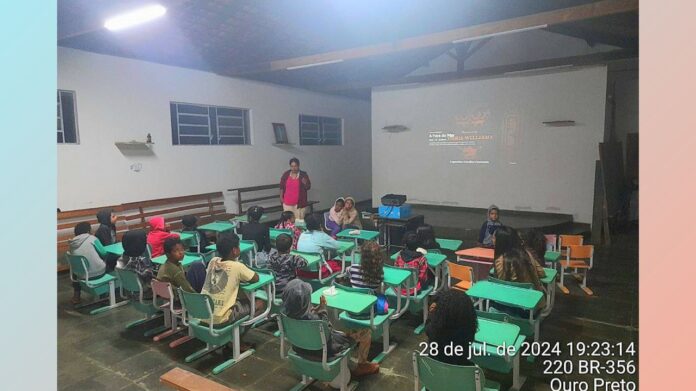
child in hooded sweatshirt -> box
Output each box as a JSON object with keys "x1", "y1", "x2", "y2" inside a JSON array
[
  {"x1": 121, "y1": 229, "x2": 157, "y2": 294},
  {"x1": 239, "y1": 206, "x2": 271, "y2": 267},
  {"x1": 478, "y1": 205, "x2": 502, "y2": 247},
  {"x1": 95, "y1": 208, "x2": 120, "y2": 266},
  {"x1": 147, "y1": 216, "x2": 179, "y2": 258},
  {"x1": 181, "y1": 214, "x2": 210, "y2": 252},
  {"x1": 341, "y1": 196, "x2": 362, "y2": 229},
  {"x1": 68, "y1": 222, "x2": 110, "y2": 304},
  {"x1": 275, "y1": 211, "x2": 302, "y2": 250},
  {"x1": 394, "y1": 231, "x2": 431, "y2": 295},
  {"x1": 326, "y1": 198, "x2": 345, "y2": 237}
]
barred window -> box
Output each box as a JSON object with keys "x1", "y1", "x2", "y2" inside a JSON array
[
  {"x1": 57, "y1": 90, "x2": 79, "y2": 144},
  {"x1": 170, "y1": 102, "x2": 250, "y2": 145},
  {"x1": 299, "y1": 114, "x2": 342, "y2": 145}
]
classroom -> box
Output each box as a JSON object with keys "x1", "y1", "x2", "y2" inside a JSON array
[{"x1": 56, "y1": 1, "x2": 639, "y2": 390}]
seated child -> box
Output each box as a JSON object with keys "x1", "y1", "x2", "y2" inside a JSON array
[
  {"x1": 202, "y1": 233, "x2": 264, "y2": 331},
  {"x1": 147, "y1": 216, "x2": 179, "y2": 258},
  {"x1": 68, "y1": 222, "x2": 110, "y2": 304},
  {"x1": 348, "y1": 241, "x2": 384, "y2": 292},
  {"x1": 239, "y1": 206, "x2": 271, "y2": 267},
  {"x1": 425, "y1": 289, "x2": 478, "y2": 366},
  {"x1": 156, "y1": 237, "x2": 207, "y2": 293},
  {"x1": 95, "y1": 208, "x2": 120, "y2": 267},
  {"x1": 296, "y1": 213, "x2": 343, "y2": 278},
  {"x1": 267, "y1": 234, "x2": 308, "y2": 296},
  {"x1": 275, "y1": 211, "x2": 302, "y2": 250},
  {"x1": 340, "y1": 197, "x2": 362, "y2": 229},
  {"x1": 326, "y1": 197, "x2": 345, "y2": 237},
  {"x1": 282, "y1": 279, "x2": 379, "y2": 377},
  {"x1": 121, "y1": 229, "x2": 157, "y2": 293},
  {"x1": 394, "y1": 231, "x2": 431, "y2": 294},
  {"x1": 416, "y1": 224, "x2": 441, "y2": 251},
  {"x1": 520, "y1": 229, "x2": 549, "y2": 279},
  {"x1": 181, "y1": 215, "x2": 210, "y2": 252},
  {"x1": 478, "y1": 205, "x2": 502, "y2": 247}
]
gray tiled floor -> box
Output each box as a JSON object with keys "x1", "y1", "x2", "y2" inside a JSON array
[{"x1": 58, "y1": 227, "x2": 638, "y2": 390}]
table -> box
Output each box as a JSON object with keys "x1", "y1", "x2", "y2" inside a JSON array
[
  {"x1": 336, "y1": 229, "x2": 380, "y2": 249},
  {"x1": 472, "y1": 318, "x2": 525, "y2": 391},
  {"x1": 311, "y1": 286, "x2": 376, "y2": 315},
  {"x1": 389, "y1": 251, "x2": 448, "y2": 294},
  {"x1": 270, "y1": 228, "x2": 292, "y2": 241},
  {"x1": 205, "y1": 241, "x2": 255, "y2": 256},
  {"x1": 232, "y1": 214, "x2": 269, "y2": 224},
  {"x1": 104, "y1": 242, "x2": 124, "y2": 257},
  {"x1": 373, "y1": 214, "x2": 424, "y2": 253},
  {"x1": 151, "y1": 253, "x2": 205, "y2": 268},
  {"x1": 544, "y1": 251, "x2": 561, "y2": 264},
  {"x1": 240, "y1": 272, "x2": 275, "y2": 327},
  {"x1": 435, "y1": 238, "x2": 463, "y2": 252},
  {"x1": 456, "y1": 247, "x2": 495, "y2": 282},
  {"x1": 198, "y1": 221, "x2": 236, "y2": 239}
]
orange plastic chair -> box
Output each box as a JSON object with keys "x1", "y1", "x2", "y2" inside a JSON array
[
  {"x1": 558, "y1": 245, "x2": 594, "y2": 296},
  {"x1": 558, "y1": 235, "x2": 583, "y2": 258},
  {"x1": 447, "y1": 261, "x2": 474, "y2": 291}
]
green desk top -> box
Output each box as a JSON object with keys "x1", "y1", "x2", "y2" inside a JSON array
[
  {"x1": 241, "y1": 272, "x2": 274, "y2": 292},
  {"x1": 204, "y1": 241, "x2": 255, "y2": 254},
  {"x1": 467, "y1": 281, "x2": 543, "y2": 310},
  {"x1": 475, "y1": 318, "x2": 521, "y2": 348},
  {"x1": 198, "y1": 221, "x2": 235, "y2": 233},
  {"x1": 151, "y1": 253, "x2": 203, "y2": 268},
  {"x1": 295, "y1": 220, "x2": 306, "y2": 229},
  {"x1": 383, "y1": 265, "x2": 411, "y2": 286},
  {"x1": 175, "y1": 231, "x2": 194, "y2": 242},
  {"x1": 233, "y1": 214, "x2": 269, "y2": 223},
  {"x1": 290, "y1": 251, "x2": 322, "y2": 267},
  {"x1": 104, "y1": 242, "x2": 124, "y2": 256},
  {"x1": 389, "y1": 251, "x2": 447, "y2": 268},
  {"x1": 311, "y1": 287, "x2": 376, "y2": 314},
  {"x1": 435, "y1": 238, "x2": 463, "y2": 251},
  {"x1": 544, "y1": 251, "x2": 561, "y2": 263},
  {"x1": 540, "y1": 268, "x2": 558, "y2": 284},
  {"x1": 336, "y1": 240, "x2": 356, "y2": 254},
  {"x1": 336, "y1": 229, "x2": 380, "y2": 241},
  {"x1": 270, "y1": 228, "x2": 292, "y2": 241}
]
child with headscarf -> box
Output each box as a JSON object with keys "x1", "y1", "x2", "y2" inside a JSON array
[
  {"x1": 282, "y1": 279, "x2": 379, "y2": 377},
  {"x1": 326, "y1": 197, "x2": 345, "y2": 237},
  {"x1": 478, "y1": 205, "x2": 502, "y2": 247},
  {"x1": 340, "y1": 196, "x2": 362, "y2": 229}
]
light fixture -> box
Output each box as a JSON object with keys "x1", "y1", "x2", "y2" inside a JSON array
[
  {"x1": 504, "y1": 64, "x2": 574, "y2": 76},
  {"x1": 451, "y1": 24, "x2": 548, "y2": 44},
  {"x1": 286, "y1": 59, "x2": 344, "y2": 71},
  {"x1": 104, "y1": 4, "x2": 167, "y2": 31}
]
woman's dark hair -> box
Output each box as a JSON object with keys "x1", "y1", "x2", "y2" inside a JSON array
[
  {"x1": 279, "y1": 211, "x2": 294, "y2": 224},
  {"x1": 304, "y1": 213, "x2": 321, "y2": 231},
  {"x1": 521, "y1": 229, "x2": 547, "y2": 262},
  {"x1": 289, "y1": 157, "x2": 300, "y2": 166},
  {"x1": 359, "y1": 241, "x2": 384, "y2": 286},
  {"x1": 402, "y1": 231, "x2": 421, "y2": 251},
  {"x1": 247, "y1": 206, "x2": 264, "y2": 223},
  {"x1": 500, "y1": 248, "x2": 541, "y2": 288},
  {"x1": 493, "y1": 225, "x2": 522, "y2": 260},
  {"x1": 426, "y1": 289, "x2": 478, "y2": 364},
  {"x1": 217, "y1": 233, "x2": 240, "y2": 259},
  {"x1": 416, "y1": 224, "x2": 439, "y2": 249},
  {"x1": 164, "y1": 237, "x2": 183, "y2": 255},
  {"x1": 276, "y1": 233, "x2": 293, "y2": 253},
  {"x1": 74, "y1": 222, "x2": 92, "y2": 236}
]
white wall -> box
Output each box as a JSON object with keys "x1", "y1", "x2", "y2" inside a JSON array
[
  {"x1": 58, "y1": 47, "x2": 371, "y2": 211},
  {"x1": 372, "y1": 66, "x2": 607, "y2": 223}
]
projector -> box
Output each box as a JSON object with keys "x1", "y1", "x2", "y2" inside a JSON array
[{"x1": 381, "y1": 194, "x2": 407, "y2": 207}]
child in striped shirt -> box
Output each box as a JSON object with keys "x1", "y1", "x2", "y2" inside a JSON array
[{"x1": 348, "y1": 241, "x2": 384, "y2": 292}]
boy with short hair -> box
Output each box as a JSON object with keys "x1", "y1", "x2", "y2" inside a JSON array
[
  {"x1": 156, "y1": 237, "x2": 195, "y2": 293},
  {"x1": 267, "y1": 233, "x2": 307, "y2": 296},
  {"x1": 202, "y1": 233, "x2": 264, "y2": 328},
  {"x1": 68, "y1": 222, "x2": 110, "y2": 304}
]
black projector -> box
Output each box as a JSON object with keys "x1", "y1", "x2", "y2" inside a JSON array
[{"x1": 381, "y1": 194, "x2": 407, "y2": 207}]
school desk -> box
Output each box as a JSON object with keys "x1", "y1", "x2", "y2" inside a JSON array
[
  {"x1": 540, "y1": 267, "x2": 558, "y2": 317},
  {"x1": 544, "y1": 251, "x2": 561, "y2": 264},
  {"x1": 269, "y1": 228, "x2": 292, "y2": 242},
  {"x1": 336, "y1": 228, "x2": 380, "y2": 249},
  {"x1": 232, "y1": 214, "x2": 269, "y2": 224},
  {"x1": 204, "y1": 241, "x2": 255, "y2": 256},
  {"x1": 435, "y1": 238, "x2": 463, "y2": 252},
  {"x1": 382, "y1": 266, "x2": 412, "y2": 319},
  {"x1": 198, "y1": 221, "x2": 236, "y2": 240},
  {"x1": 456, "y1": 247, "x2": 495, "y2": 282},
  {"x1": 311, "y1": 286, "x2": 377, "y2": 315},
  {"x1": 240, "y1": 272, "x2": 275, "y2": 327},
  {"x1": 472, "y1": 318, "x2": 526, "y2": 391},
  {"x1": 389, "y1": 251, "x2": 448, "y2": 294},
  {"x1": 335, "y1": 240, "x2": 356, "y2": 274},
  {"x1": 104, "y1": 242, "x2": 124, "y2": 257},
  {"x1": 151, "y1": 253, "x2": 205, "y2": 268}
]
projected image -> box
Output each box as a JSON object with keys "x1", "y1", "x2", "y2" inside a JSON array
[{"x1": 427, "y1": 109, "x2": 496, "y2": 164}]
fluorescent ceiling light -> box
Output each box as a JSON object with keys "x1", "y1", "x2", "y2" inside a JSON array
[
  {"x1": 504, "y1": 64, "x2": 574, "y2": 76},
  {"x1": 286, "y1": 59, "x2": 344, "y2": 70},
  {"x1": 104, "y1": 4, "x2": 167, "y2": 31},
  {"x1": 452, "y1": 24, "x2": 548, "y2": 44}
]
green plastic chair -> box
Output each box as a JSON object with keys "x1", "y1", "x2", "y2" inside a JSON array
[
  {"x1": 334, "y1": 283, "x2": 397, "y2": 364},
  {"x1": 294, "y1": 250, "x2": 339, "y2": 289},
  {"x1": 239, "y1": 239, "x2": 259, "y2": 267},
  {"x1": 412, "y1": 351, "x2": 500, "y2": 391},
  {"x1": 91, "y1": 238, "x2": 108, "y2": 258},
  {"x1": 384, "y1": 265, "x2": 434, "y2": 334},
  {"x1": 180, "y1": 230, "x2": 202, "y2": 253},
  {"x1": 116, "y1": 269, "x2": 164, "y2": 336},
  {"x1": 67, "y1": 254, "x2": 128, "y2": 314},
  {"x1": 177, "y1": 289, "x2": 252, "y2": 374},
  {"x1": 278, "y1": 313, "x2": 357, "y2": 391}
]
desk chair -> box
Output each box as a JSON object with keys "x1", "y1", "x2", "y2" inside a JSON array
[
  {"x1": 67, "y1": 254, "x2": 127, "y2": 314},
  {"x1": 412, "y1": 352, "x2": 500, "y2": 391},
  {"x1": 558, "y1": 245, "x2": 594, "y2": 295},
  {"x1": 116, "y1": 269, "x2": 164, "y2": 336},
  {"x1": 447, "y1": 261, "x2": 474, "y2": 291},
  {"x1": 385, "y1": 266, "x2": 433, "y2": 335},
  {"x1": 151, "y1": 280, "x2": 190, "y2": 345},
  {"x1": 558, "y1": 235, "x2": 583, "y2": 257}
]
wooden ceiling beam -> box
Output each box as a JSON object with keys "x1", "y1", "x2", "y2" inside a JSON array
[{"x1": 226, "y1": 0, "x2": 638, "y2": 76}]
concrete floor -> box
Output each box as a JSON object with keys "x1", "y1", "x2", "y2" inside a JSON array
[{"x1": 57, "y1": 224, "x2": 638, "y2": 391}]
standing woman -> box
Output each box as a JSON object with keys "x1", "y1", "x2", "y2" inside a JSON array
[{"x1": 279, "y1": 157, "x2": 311, "y2": 220}]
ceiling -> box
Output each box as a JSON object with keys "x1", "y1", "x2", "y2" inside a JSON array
[{"x1": 58, "y1": 0, "x2": 638, "y2": 99}]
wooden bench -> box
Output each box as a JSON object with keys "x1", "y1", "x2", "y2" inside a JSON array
[
  {"x1": 57, "y1": 192, "x2": 234, "y2": 271},
  {"x1": 160, "y1": 367, "x2": 236, "y2": 391},
  {"x1": 228, "y1": 184, "x2": 318, "y2": 216}
]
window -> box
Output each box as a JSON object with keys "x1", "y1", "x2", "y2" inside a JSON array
[
  {"x1": 170, "y1": 102, "x2": 250, "y2": 145},
  {"x1": 57, "y1": 90, "x2": 79, "y2": 144},
  {"x1": 299, "y1": 115, "x2": 342, "y2": 145}
]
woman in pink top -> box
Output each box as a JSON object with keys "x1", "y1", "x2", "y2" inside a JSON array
[{"x1": 279, "y1": 157, "x2": 311, "y2": 219}]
